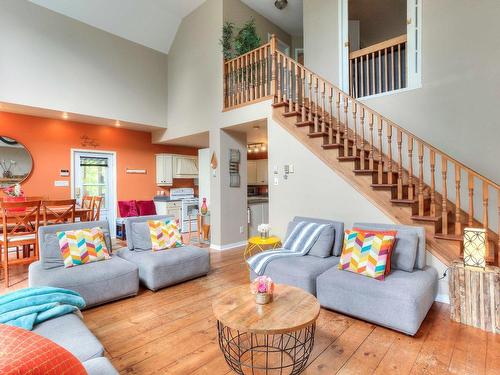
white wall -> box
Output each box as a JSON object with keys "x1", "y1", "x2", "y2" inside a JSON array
[
  {"x1": 0, "y1": 0, "x2": 168, "y2": 127},
  {"x1": 268, "y1": 117, "x2": 449, "y2": 302},
  {"x1": 198, "y1": 148, "x2": 211, "y2": 208}
]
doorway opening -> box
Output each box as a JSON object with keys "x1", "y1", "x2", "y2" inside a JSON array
[
  {"x1": 340, "y1": 0, "x2": 422, "y2": 98},
  {"x1": 71, "y1": 150, "x2": 117, "y2": 237}
]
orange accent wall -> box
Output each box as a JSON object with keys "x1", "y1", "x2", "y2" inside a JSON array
[{"x1": 0, "y1": 111, "x2": 198, "y2": 201}]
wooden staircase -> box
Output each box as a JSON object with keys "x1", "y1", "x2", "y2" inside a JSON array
[{"x1": 223, "y1": 37, "x2": 500, "y2": 267}]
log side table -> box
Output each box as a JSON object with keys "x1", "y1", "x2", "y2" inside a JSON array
[{"x1": 212, "y1": 284, "x2": 320, "y2": 375}]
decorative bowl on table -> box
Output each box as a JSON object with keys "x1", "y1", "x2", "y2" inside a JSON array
[{"x1": 251, "y1": 276, "x2": 274, "y2": 305}]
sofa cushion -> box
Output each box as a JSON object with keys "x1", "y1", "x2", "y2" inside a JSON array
[
  {"x1": 317, "y1": 266, "x2": 438, "y2": 335},
  {"x1": 58, "y1": 227, "x2": 111, "y2": 268},
  {"x1": 353, "y1": 223, "x2": 422, "y2": 270},
  {"x1": 33, "y1": 313, "x2": 104, "y2": 363},
  {"x1": 131, "y1": 222, "x2": 152, "y2": 251},
  {"x1": 124, "y1": 215, "x2": 174, "y2": 250},
  {"x1": 136, "y1": 200, "x2": 157, "y2": 216},
  {"x1": 286, "y1": 221, "x2": 335, "y2": 258},
  {"x1": 249, "y1": 255, "x2": 339, "y2": 296},
  {"x1": 83, "y1": 357, "x2": 119, "y2": 375},
  {"x1": 39, "y1": 221, "x2": 112, "y2": 270},
  {"x1": 29, "y1": 256, "x2": 139, "y2": 308},
  {"x1": 288, "y1": 217, "x2": 344, "y2": 256},
  {"x1": 148, "y1": 219, "x2": 183, "y2": 251},
  {"x1": 118, "y1": 200, "x2": 138, "y2": 218},
  {"x1": 117, "y1": 246, "x2": 210, "y2": 291}
]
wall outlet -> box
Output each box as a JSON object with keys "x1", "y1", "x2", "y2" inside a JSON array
[
  {"x1": 289, "y1": 164, "x2": 294, "y2": 173},
  {"x1": 274, "y1": 177, "x2": 279, "y2": 185},
  {"x1": 240, "y1": 226, "x2": 244, "y2": 234}
]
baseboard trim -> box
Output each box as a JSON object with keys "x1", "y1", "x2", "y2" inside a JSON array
[
  {"x1": 210, "y1": 241, "x2": 247, "y2": 251},
  {"x1": 435, "y1": 294, "x2": 450, "y2": 304}
]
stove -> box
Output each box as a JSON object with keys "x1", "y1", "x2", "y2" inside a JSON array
[{"x1": 170, "y1": 188, "x2": 199, "y2": 233}]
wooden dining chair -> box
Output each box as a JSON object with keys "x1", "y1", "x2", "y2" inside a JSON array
[
  {"x1": 90, "y1": 196, "x2": 103, "y2": 221},
  {"x1": 81, "y1": 196, "x2": 94, "y2": 221},
  {"x1": 41, "y1": 199, "x2": 76, "y2": 226},
  {"x1": 0, "y1": 200, "x2": 41, "y2": 288}
]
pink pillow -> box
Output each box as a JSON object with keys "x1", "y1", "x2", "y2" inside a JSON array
[
  {"x1": 118, "y1": 200, "x2": 139, "y2": 217},
  {"x1": 136, "y1": 200, "x2": 157, "y2": 216}
]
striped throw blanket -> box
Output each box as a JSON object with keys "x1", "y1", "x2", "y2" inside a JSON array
[{"x1": 247, "y1": 221, "x2": 327, "y2": 276}]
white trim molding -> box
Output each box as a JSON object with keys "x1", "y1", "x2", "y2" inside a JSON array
[
  {"x1": 210, "y1": 240, "x2": 247, "y2": 251},
  {"x1": 435, "y1": 294, "x2": 450, "y2": 304}
]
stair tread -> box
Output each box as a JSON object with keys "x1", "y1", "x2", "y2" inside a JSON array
[
  {"x1": 295, "y1": 121, "x2": 314, "y2": 127},
  {"x1": 411, "y1": 214, "x2": 441, "y2": 223},
  {"x1": 390, "y1": 198, "x2": 418, "y2": 205},
  {"x1": 283, "y1": 110, "x2": 300, "y2": 117},
  {"x1": 354, "y1": 169, "x2": 378, "y2": 175},
  {"x1": 322, "y1": 143, "x2": 342, "y2": 149},
  {"x1": 308, "y1": 132, "x2": 328, "y2": 138},
  {"x1": 434, "y1": 233, "x2": 463, "y2": 241},
  {"x1": 272, "y1": 101, "x2": 288, "y2": 108}
]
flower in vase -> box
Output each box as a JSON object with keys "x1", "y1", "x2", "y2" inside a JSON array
[{"x1": 250, "y1": 276, "x2": 274, "y2": 295}]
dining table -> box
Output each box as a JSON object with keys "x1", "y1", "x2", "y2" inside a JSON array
[{"x1": 3, "y1": 207, "x2": 92, "y2": 224}]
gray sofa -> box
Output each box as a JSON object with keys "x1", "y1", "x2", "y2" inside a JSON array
[
  {"x1": 117, "y1": 215, "x2": 210, "y2": 291},
  {"x1": 317, "y1": 222, "x2": 438, "y2": 336},
  {"x1": 250, "y1": 216, "x2": 344, "y2": 295},
  {"x1": 29, "y1": 220, "x2": 140, "y2": 308},
  {"x1": 33, "y1": 313, "x2": 118, "y2": 374}
]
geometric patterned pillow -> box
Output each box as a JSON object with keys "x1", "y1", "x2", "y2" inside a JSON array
[
  {"x1": 57, "y1": 227, "x2": 111, "y2": 268},
  {"x1": 352, "y1": 228, "x2": 397, "y2": 275},
  {"x1": 338, "y1": 230, "x2": 396, "y2": 280},
  {"x1": 147, "y1": 219, "x2": 183, "y2": 251}
]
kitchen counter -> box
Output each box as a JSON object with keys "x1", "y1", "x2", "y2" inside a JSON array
[
  {"x1": 153, "y1": 196, "x2": 182, "y2": 202},
  {"x1": 248, "y1": 196, "x2": 269, "y2": 204}
]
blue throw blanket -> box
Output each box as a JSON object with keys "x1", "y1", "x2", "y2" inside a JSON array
[
  {"x1": 0, "y1": 287, "x2": 86, "y2": 330},
  {"x1": 247, "y1": 221, "x2": 327, "y2": 276}
]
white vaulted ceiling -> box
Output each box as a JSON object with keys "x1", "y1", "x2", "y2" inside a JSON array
[
  {"x1": 29, "y1": 0, "x2": 206, "y2": 53},
  {"x1": 240, "y1": 0, "x2": 303, "y2": 36}
]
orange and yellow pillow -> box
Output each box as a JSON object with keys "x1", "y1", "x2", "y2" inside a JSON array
[
  {"x1": 338, "y1": 229, "x2": 396, "y2": 280},
  {"x1": 147, "y1": 219, "x2": 183, "y2": 251},
  {"x1": 57, "y1": 227, "x2": 110, "y2": 268},
  {"x1": 352, "y1": 228, "x2": 397, "y2": 275}
]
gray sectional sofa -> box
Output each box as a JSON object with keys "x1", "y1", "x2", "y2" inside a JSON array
[
  {"x1": 250, "y1": 217, "x2": 438, "y2": 336},
  {"x1": 117, "y1": 215, "x2": 210, "y2": 291}
]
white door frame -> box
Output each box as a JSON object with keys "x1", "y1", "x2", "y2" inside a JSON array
[
  {"x1": 70, "y1": 148, "x2": 117, "y2": 237},
  {"x1": 338, "y1": 0, "x2": 349, "y2": 93}
]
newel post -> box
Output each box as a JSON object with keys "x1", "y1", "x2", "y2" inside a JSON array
[{"x1": 270, "y1": 34, "x2": 278, "y2": 98}]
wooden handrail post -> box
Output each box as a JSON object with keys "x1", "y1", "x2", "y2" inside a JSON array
[
  {"x1": 455, "y1": 165, "x2": 462, "y2": 236},
  {"x1": 335, "y1": 92, "x2": 341, "y2": 145},
  {"x1": 397, "y1": 130, "x2": 403, "y2": 199},
  {"x1": 430, "y1": 150, "x2": 436, "y2": 217},
  {"x1": 408, "y1": 136, "x2": 414, "y2": 200},
  {"x1": 418, "y1": 142, "x2": 424, "y2": 216},
  {"x1": 270, "y1": 35, "x2": 277, "y2": 98},
  {"x1": 442, "y1": 157, "x2": 448, "y2": 235},
  {"x1": 352, "y1": 102, "x2": 358, "y2": 157},
  {"x1": 468, "y1": 172, "x2": 474, "y2": 226},
  {"x1": 368, "y1": 113, "x2": 375, "y2": 170},
  {"x1": 377, "y1": 118, "x2": 384, "y2": 184},
  {"x1": 360, "y1": 108, "x2": 366, "y2": 169}
]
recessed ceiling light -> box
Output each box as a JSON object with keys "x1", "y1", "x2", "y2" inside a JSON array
[
  {"x1": 62, "y1": 112, "x2": 69, "y2": 119},
  {"x1": 115, "y1": 120, "x2": 121, "y2": 127},
  {"x1": 275, "y1": 0, "x2": 288, "y2": 10}
]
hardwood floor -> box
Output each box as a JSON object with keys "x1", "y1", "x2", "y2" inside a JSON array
[{"x1": 1, "y1": 246, "x2": 498, "y2": 374}]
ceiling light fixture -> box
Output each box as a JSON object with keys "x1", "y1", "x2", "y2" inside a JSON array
[
  {"x1": 247, "y1": 143, "x2": 267, "y2": 153},
  {"x1": 62, "y1": 112, "x2": 69, "y2": 119},
  {"x1": 274, "y1": 0, "x2": 288, "y2": 10},
  {"x1": 115, "y1": 120, "x2": 121, "y2": 127}
]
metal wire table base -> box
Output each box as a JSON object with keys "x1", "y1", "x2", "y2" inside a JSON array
[{"x1": 217, "y1": 321, "x2": 316, "y2": 375}]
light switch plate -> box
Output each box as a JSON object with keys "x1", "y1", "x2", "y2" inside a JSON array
[
  {"x1": 289, "y1": 164, "x2": 295, "y2": 173},
  {"x1": 274, "y1": 177, "x2": 279, "y2": 185},
  {"x1": 54, "y1": 180, "x2": 69, "y2": 187}
]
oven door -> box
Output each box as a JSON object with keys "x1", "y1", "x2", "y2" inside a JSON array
[{"x1": 182, "y1": 200, "x2": 199, "y2": 232}]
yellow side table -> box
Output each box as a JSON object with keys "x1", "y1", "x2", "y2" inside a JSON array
[{"x1": 244, "y1": 236, "x2": 282, "y2": 261}]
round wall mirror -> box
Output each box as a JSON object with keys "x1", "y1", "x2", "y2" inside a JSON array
[{"x1": 0, "y1": 136, "x2": 33, "y2": 188}]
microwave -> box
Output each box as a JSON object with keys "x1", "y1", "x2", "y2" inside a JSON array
[{"x1": 247, "y1": 186, "x2": 259, "y2": 197}]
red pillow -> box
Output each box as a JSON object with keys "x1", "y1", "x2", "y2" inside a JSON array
[
  {"x1": 0, "y1": 324, "x2": 87, "y2": 375},
  {"x1": 136, "y1": 200, "x2": 157, "y2": 216},
  {"x1": 352, "y1": 228, "x2": 398, "y2": 275},
  {"x1": 118, "y1": 200, "x2": 139, "y2": 217}
]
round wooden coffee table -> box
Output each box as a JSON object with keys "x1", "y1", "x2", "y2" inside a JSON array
[{"x1": 212, "y1": 284, "x2": 320, "y2": 375}]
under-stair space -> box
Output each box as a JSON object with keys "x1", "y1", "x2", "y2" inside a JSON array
[{"x1": 223, "y1": 37, "x2": 500, "y2": 268}]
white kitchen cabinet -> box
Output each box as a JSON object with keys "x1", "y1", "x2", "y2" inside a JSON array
[
  {"x1": 173, "y1": 155, "x2": 198, "y2": 178},
  {"x1": 248, "y1": 201, "x2": 269, "y2": 237},
  {"x1": 247, "y1": 161, "x2": 257, "y2": 185},
  {"x1": 154, "y1": 200, "x2": 181, "y2": 221},
  {"x1": 256, "y1": 159, "x2": 268, "y2": 185},
  {"x1": 156, "y1": 154, "x2": 173, "y2": 186}
]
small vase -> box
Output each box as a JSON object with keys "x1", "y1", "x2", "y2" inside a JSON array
[
  {"x1": 200, "y1": 198, "x2": 208, "y2": 215},
  {"x1": 260, "y1": 230, "x2": 269, "y2": 239},
  {"x1": 255, "y1": 292, "x2": 272, "y2": 305}
]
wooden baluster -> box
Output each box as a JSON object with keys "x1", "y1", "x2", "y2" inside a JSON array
[
  {"x1": 483, "y1": 182, "x2": 489, "y2": 232},
  {"x1": 231, "y1": 61, "x2": 236, "y2": 106},
  {"x1": 343, "y1": 96, "x2": 349, "y2": 153},
  {"x1": 308, "y1": 73, "x2": 313, "y2": 123},
  {"x1": 335, "y1": 92, "x2": 341, "y2": 145},
  {"x1": 377, "y1": 118, "x2": 384, "y2": 184},
  {"x1": 351, "y1": 102, "x2": 357, "y2": 157},
  {"x1": 328, "y1": 87, "x2": 334, "y2": 144},
  {"x1": 276, "y1": 55, "x2": 282, "y2": 103},
  {"x1": 384, "y1": 48, "x2": 388, "y2": 92},
  {"x1": 360, "y1": 55, "x2": 364, "y2": 97},
  {"x1": 359, "y1": 108, "x2": 366, "y2": 170},
  {"x1": 398, "y1": 43, "x2": 402, "y2": 89},
  {"x1": 223, "y1": 63, "x2": 227, "y2": 108},
  {"x1": 455, "y1": 165, "x2": 461, "y2": 235},
  {"x1": 354, "y1": 58, "x2": 358, "y2": 98},
  {"x1": 408, "y1": 137, "x2": 414, "y2": 200},
  {"x1": 468, "y1": 173, "x2": 474, "y2": 226},
  {"x1": 372, "y1": 52, "x2": 375, "y2": 95},
  {"x1": 418, "y1": 142, "x2": 424, "y2": 216},
  {"x1": 387, "y1": 125, "x2": 393, "y2": 184},
  {"x1": 259, "y1": 49, "x2": 264, "y2": 98},
  {"x1": 288, "y1": 59, "x2": 294, "y2": 112},
  {"x1": 239, "y1": 58, "x2": 243, "y2": 104},
  {"x1": 430, "y1": 151, "x2": 436, "y2": 217},
  {"x1": 282, "y1": 57, "x2": 288, "y2": 104},
  {"x1": 397, "y1": 130, "x2": 403, "y2": 199},
  {"x1": 264, "y1": 46, "x2": 269, "y2": 96},
  {"x1": 321, "y1": 81, "x2": 326, "y2": 133},
  {"x1": 378, "y1": 50, "x2": 381, "y2": 95},
  {"x1": 368, "y1": 113, "x2": 375, "y2": 170},
  {"x1": 349, "y1": 59, "x2": 353, "y2": 97},
  {"x1": 366, "y1": 54, "x2": 370, "y2": 96},
  {"x1": 295, "y1": 63, "x2": 300, "y2": 113},
  {"x1": 391, "y1": 45, "x2": 395, "y2": 90},
  {"x1": 314, "y1": 77, "x2": 319, "y2": 132},
  {"x1": 245, "y1": 54, "x2": 250, "y2": 102},
  {"x1": 442, "y1": 157, "x2": 448, "y2": 235},
  {"x1": 301, "y1": 68, "x2": 306, "y2": 122},
  {"x1": 249, "y1": 53, "x2": 254, "y2": 101}
]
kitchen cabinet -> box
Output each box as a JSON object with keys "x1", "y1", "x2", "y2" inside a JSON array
[
  {"x1": 173, "y1": 155, "x2": 198, "y2": 178},
  {"x1": 156, "y1": 154, "x2": 173, "y2": 186},
  {"x1": 248, "y1": 201, "x2": 269, "y2": 237},
  {"x1": 154, "y1": 200, "x2": 181, "y2": 221},
  {"x1": 247, "y1": 161, "x2": 257, "y2": 184},
  {"x1": 247, "y1": 159, "x2": 268, "y2": 185}
]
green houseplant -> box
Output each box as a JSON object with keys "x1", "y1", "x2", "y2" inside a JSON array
[
  {"x1": 220, "y1": 22, "x2": 235, "y2": 60},
  {"x1": 234, "y1": 18, "x2": 261, "y2": 56}
]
